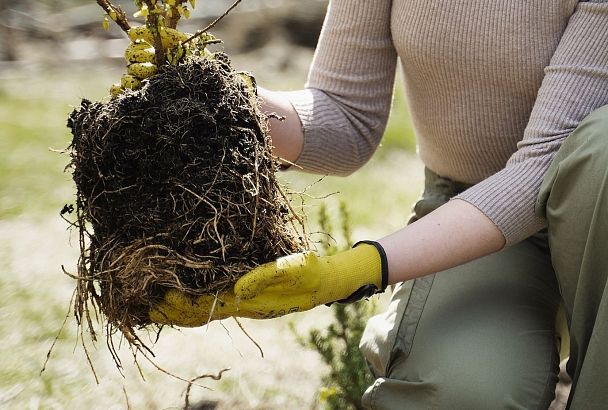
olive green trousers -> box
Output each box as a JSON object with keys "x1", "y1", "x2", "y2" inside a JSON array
[{"x1": 360, "y1": 105, "x2": 608, "y2": 410}]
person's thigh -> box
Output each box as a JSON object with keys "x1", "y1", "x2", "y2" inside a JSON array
[{"x1": 363, "y1": 235, "x2": 561, "y2": 410}]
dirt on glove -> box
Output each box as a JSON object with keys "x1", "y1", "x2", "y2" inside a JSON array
[{"x1": 67, "y1": 53, "x2": 305, "y2": 336}]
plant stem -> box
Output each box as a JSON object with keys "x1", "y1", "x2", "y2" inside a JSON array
[
  {"x1": 96, "y1": 0, "x2": 131, "y2": 32},
  {"x1": 166, "y1": 0, "x2": 188, "y2": 29},
  {"x1": 142, "y1": 0, "x2": 166, "y2": 67}
]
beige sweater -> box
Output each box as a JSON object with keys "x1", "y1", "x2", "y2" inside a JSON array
[{"x1": 285, "y1": 0, "x2": 608, "y2": 246}]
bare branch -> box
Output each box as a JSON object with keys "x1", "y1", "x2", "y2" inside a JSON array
[{"x1": 183, "y1": 0, "x2": 243, "y2": 45}]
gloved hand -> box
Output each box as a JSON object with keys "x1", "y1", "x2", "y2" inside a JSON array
[
  {"x1": 149, "y1": 288, "x2": 281, "y2": 327},
  {"x1": 235, "y1": 241, "x2": 388, "y2": 309},
  {"x1": 149, "y1": 241, "x2": 388, "y2": 327}
]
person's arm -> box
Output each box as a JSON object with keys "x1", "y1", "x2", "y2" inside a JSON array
[
  {"x1": 230, "y1": 199, "x2": 504, "y2": 312},
  {"x1": 150, "y1": 90, "x2": 505, "y2": 327},
  {"x1": 259, "y1": 84, "x2": 506, "y2": 285},
  {"x1": 379, "y1": 198, "x2": 504, "y2": 285},
  {"x1": 258, "y1": 87, "x2": 304, "y2": 164},
  {"x1": 262, "y1": 0, "x2": 398, "y2": 176},
  {"x1": 233, "y1": 88, "x2": 506, "y2": 305}
]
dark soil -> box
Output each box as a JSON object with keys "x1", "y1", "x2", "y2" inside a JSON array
[{"x1": 67, "y1": 54, "x2": 304, "y2": 333}]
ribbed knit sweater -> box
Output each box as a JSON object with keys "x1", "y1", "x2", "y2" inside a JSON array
[{"x1": 284, "y1": 0, "x2": 608, "y2": 246}]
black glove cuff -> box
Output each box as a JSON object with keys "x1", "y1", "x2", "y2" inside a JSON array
[
  {"x1": 353, "y1": 240, "x2": 389, "y2": 292},
  {"x1": 331, "y1": 284, "x2": 378, "y2": 305}
]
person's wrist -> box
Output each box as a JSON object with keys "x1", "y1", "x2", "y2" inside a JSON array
[
  {"x1": 322, "y1": 242, "x2": 388, "y2": 304},
  {"x1": 352, "y1": 240, "x2": 389, "y2": 292}
]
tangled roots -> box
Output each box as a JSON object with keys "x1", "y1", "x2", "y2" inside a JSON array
[{"x1": 67, "y1": 54, "x2": 305, "y2": 332}]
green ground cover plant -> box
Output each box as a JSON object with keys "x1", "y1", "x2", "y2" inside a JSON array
[{"x1": 291, "y1": 203, "x2": 377, "y2": 410}]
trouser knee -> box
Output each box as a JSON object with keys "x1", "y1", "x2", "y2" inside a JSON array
[{"x1": 364, "y1": 341, "x2": 558, "y2": 410}]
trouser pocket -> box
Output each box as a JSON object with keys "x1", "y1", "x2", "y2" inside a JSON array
[
  {"x1": 361, "y1": 377, "x2": 438, "y2": 410},
  {"x1": 360, "y1": 280, "x2": 413, "y2": 377},
  {"x1": 384, "y1": 275, "x2": 435, "y2": 377},
  {"x1": 359, "y1": 276, "x2": 436, "y2": 380}
]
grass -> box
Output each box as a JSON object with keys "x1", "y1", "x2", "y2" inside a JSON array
[
  {"x1": 0, "y1": 61, "x2": 423, "y2": 409},
  {"x1": 0, "y1": 66, "x2": 118, "y2": 218}
]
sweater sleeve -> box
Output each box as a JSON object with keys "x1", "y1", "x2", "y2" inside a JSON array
[
  {"x1": 283, "y1": 0, "x2": 398, "y2": 176},
  {"x1": 456, "y1": 0, "x2": 608, "y2": 246}
]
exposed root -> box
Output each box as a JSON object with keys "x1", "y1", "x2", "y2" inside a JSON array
[
  {"x1": 234, "y1": 317, "x2": 264, "y2": 358},
  {"x1": 183, "y1": 368, "x2": 230, "y2": 409},
  {"x1": 66, "y1": 54, "x2": 306, "y2": 359}
]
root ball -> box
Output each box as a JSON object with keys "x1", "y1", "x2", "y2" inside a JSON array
[{"x1": 67, "y1": 54, "x2": 304, "y2": 331}]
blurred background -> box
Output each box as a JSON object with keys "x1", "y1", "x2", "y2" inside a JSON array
[{"x1": 0, "y1": 0, "x2": 421, "y2": 408}]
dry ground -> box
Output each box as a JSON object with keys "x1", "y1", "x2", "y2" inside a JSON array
[
  {"x1": 0, "y1": 215, "x2": 326, "y2": 409},
  {"x1": 0, "y1": 152, "x2": 422, "y2": 409}
]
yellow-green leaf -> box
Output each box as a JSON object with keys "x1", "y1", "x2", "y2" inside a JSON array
[
  {"x1": 189, "y1": 0, "x2": 196, "y2": 9},
  {"x1": 134, "y1": 4, "x2": 148, "y2": 18},
  {"x1": 183, "y1": 8, "x2": 190, "y2": 19},
  {"x1": 103, "y1": 16, "x2": 110, "y2": 30},
  {"x1": 176, "y1": 44, "x2": 185, "y2": 60},
  {"x1": 319, "y1": 386, "x2": 338, "y2": 402}
]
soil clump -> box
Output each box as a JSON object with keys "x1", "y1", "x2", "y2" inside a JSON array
[{"x1": 67, "y1": 54, "x2": 304, "y2": 333}]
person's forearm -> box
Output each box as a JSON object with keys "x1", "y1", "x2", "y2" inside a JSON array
[
  {"x1": 379, "y1": 199, "x2": 506, "y2": 284},
  {"x1": 258, "y1": 87, "x2": 304, "y2": 164}
]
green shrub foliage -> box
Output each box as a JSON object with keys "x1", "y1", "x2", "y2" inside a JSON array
[{"x1": 293, "y1": 202, "x2": 376, "y2": 410}]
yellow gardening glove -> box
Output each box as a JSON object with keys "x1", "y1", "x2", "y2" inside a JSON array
[
  {"x1": 149, "y1": 289, "x2": 283, "y2": 327},
  {"x1": 234, "y1": 241, "x2": 388, "y2": 314},
  {"x1": 149, "y1": 241, "x2": 388, "y2": 327}
]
